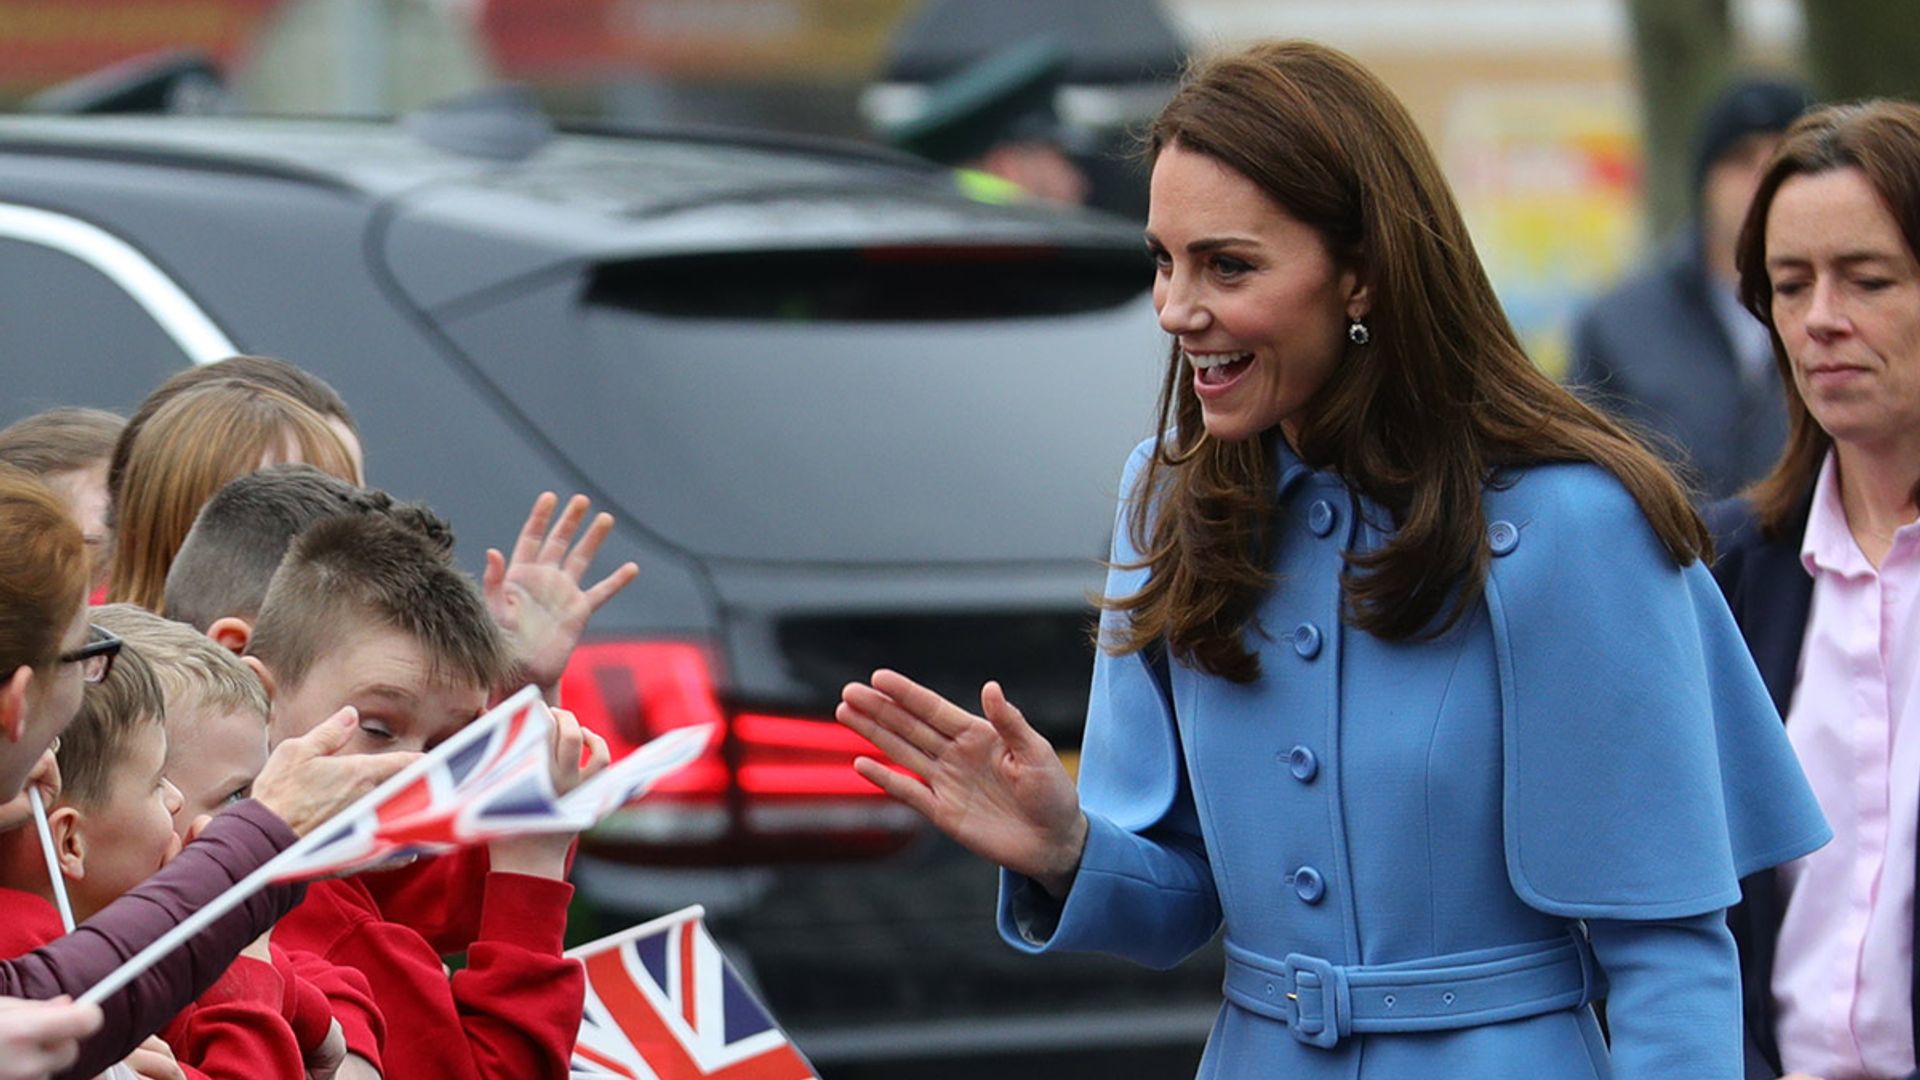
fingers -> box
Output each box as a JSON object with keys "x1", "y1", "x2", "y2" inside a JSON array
[
  {"x1": 980, "y1": 681, "x2": 1043, "y2": 753},
  {"x1": 482, "y1": 549, "x2": 506, "y2": 598},
  {"x1": 852, "y1": 756, "x2": 939, "y2": 819},
  {"x1": 550, "y1": 709, "x2": 586, "y2": 786},
  {"x1": 511, "y1": 492, "x2": 557, "y2": 567},
  {"x1": 298, "y1": 707, "x2": 362, "y2": 757},
  {"x1": 840, "y1": 682, "x2": 951, "y2": 760},
  {"x1": 582, "y1": 561, "x2": 640, "y2": 610},
  {"x1": 834, "y1": 701, "x2": 934, "y2": 775},
  {"x1": 537, "y1": 495, "x2": 591, "y2": 566},
  {"x1": 868, "y1": 670, "x2": 981, "y2": 740},
  {"x1": 183, "y1": 813, "x2": 214, "y2": 845},
  {"x1": 580, "y1": 728, "x2": 611, "y2": 779},
  {"x1": 562, "y1": 511, "x2": 614, "y2": 579}
]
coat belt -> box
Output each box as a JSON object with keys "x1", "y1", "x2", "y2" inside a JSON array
[{"x1": 1222, "y1": 930, "x2": 1604, "y2": 1050}]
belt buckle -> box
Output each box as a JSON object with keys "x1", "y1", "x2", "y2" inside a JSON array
[{"x1": 1282, "y1": 953, "x2": 1346, "y2": 1050}]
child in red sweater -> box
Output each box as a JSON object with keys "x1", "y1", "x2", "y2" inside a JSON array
[
  {"x1": 243, "y1": 510, "x2": 607, "y2": 1080},
  {"x1": 93, "y1": 604, "x2": 386, "y2": 1079},
  {"x1": 0, "y1": 630, "x2": 327, "y2": 1080}
]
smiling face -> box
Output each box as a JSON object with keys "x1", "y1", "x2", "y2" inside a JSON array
[
  {"x1": 1146, "y1": 142, "x2": 1364, "y2": 445},
  {"x1": 265, "y1": 623, "x2": 487, "y2": 755},
  {"x1": 65, "y1": 720, "x2": 183, "y2": 921},
  {"x1": 1765, "y1": 167, "x2": 1920, "y2": 456}
]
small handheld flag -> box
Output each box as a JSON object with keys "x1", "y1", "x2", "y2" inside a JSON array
[
  {"x1": 80, "y1": 687, "x2": 715, "y2": 1006},
  {"x1": 568, "y1": 906, "x2": 816, "y2": 1080}
]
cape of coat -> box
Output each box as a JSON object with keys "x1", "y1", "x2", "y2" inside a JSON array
[{"x1": 998, "y1": 437, "x2": 1830, "y2": 1079}]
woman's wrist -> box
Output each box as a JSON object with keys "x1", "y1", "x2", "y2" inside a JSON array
[{"x1": 1032, "y1": 812, "x2": 1090, "y2": 900}]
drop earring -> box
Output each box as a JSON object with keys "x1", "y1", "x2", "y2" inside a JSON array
[{"x1": 1347, "y1": 317, "x2": 1371, "y2": 346}]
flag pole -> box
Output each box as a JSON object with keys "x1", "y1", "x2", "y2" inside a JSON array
[{"x1": 28, "y1": 788, "x2": 74, "y2": 932}]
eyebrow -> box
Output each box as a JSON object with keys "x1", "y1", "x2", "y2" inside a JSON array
[
  {"x1": 210, "y1": 770, "x2": 255, "y2": 795},
  {"x1": 353, "y1": 683, "x2": 420, "y2": 706},
  {"x1": 1143, "y1": 231, "x2": 1262, "y2": 254},
  {"x1": 1767, "y1": 250, "x2": 1906, "y2": 269}
]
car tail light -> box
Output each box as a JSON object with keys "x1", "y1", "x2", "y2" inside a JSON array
[{"x1": 559, "y1": 641, "x2": 921, "y2": 864}]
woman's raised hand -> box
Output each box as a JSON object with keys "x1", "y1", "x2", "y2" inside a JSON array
[{"x1": 837, "y1": 670, "x2": 1088, "y2": 898}]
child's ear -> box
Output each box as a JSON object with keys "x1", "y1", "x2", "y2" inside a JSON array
[
  {"x1": 47, "y1": 804, "x2": 86, "y2": 883},
  {"x1": 0, "y1": 667, "x2": 29, "y2": 744},
  {"x1": 241, "y1": 655, "x2": 275, "y2": 702},
  {"x1": 208, "y1": 617, "x2": 253, "y2": 658}
]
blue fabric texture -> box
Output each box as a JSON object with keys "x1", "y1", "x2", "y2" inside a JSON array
[{"x1": 996, "y1": 437, "x2": 1830, "y2": 1078}]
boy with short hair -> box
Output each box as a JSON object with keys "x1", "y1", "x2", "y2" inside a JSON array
[
  {"x1": 92, "y1": 604, "x2": 385, "y2": 1076},
  {"x1": 247, "y1": 510, "x2": 600, "y2": 1080},
  {"x1": 163, "y1": 464, "x2": 447, "y2": 649}
]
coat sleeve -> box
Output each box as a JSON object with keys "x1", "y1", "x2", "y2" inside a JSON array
[
  {"x1": 1482, "y1": 465, "x2": 1830, "y2": 921},
  {"x1": 307, "y1": 872, "x2": 584, "y2": 1080},
  {"x1": 995, "y1": 439, "x2": 1221, "y2": 969},
  {"x1": 1586, "y1": 912, "x2": 1743, "y2": 1080}
]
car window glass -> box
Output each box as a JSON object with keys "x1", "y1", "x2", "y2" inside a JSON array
[{"x1": 0, "y1": 237, "x2": 190, "y2": 421}]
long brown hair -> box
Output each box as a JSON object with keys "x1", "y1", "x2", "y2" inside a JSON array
[
  {"x1": 1735, "y1": 100, "x2": 1920, "y2": 537},
  {"x1": 1108, "y1": 41, "x2": 1708, "y2": 681},
  {"x1": 107, "y1": 381, "x2": 359, "y2": 612}
]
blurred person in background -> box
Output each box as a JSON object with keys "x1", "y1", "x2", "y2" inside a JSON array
[
  {"x1": 1707, "y1": 100, "x2": 1920, "y2": 1080},
  {"x1": 108, "y1": 382, "x2": 358, "y2": 612},
  {"x1": 107, "y1": 356, "x2": 364, "y2": 503},
  {"x1": 1572, "y1": 78, "x2": 1811, "y2": 503},
  {"x1": 840, "y1": 40, "x2": 1825, "y2": 1079},
  {"x1": 0, "y1": 409, "x2": 124, "y2": 593},
  {"x1": 884, "y1": 38, "x2": 1091, "y2": 206}
]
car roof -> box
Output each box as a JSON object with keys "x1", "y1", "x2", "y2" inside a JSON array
[{"x1": 0, "y1": 114, "x2": 1143, "y2": 256}]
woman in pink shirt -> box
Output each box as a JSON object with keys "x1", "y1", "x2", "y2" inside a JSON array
[{"x1": 1708, "y1": 100, "x2": 1920, "y2": 1080}]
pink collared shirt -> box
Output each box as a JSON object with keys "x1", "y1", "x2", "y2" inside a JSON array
[{"x1": 1773, "y1": 452, "x2": 1920, "y2": 1080}]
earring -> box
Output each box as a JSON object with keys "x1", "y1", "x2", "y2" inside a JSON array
[{"x1": 1347, "y1": 317, "x2": 1371, "y2": 346}]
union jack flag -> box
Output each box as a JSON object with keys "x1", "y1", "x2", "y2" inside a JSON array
[
  {"x1": 265, "y1": 685, "x2": 562, "y2": 882},
  {"x1": 568, "y1": 906, "x2": 816, "y2": 1080},
  {"x1": 557, "y1": 723, "x2": 714, "y2": 828}
]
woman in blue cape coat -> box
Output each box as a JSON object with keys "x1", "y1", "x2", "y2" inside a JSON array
[{"x1": 837, "y1": 40, "x2": 1829, "y2": 1079}]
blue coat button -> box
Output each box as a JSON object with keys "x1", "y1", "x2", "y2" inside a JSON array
[
  {"x1": 1287, "y1": 745, "x2": 1319, "y2": 782},
  {"x1": 1488, "y1": 519, "x2": 1520, "y2": 557},
  {"x1": 1291, "y1": 866, "x2": 1326, "y2": 904},
  {"x1": 1292, "y1": 622, "x2": 1323, "y2": 659},
  {"x1": 1307, "y1": 500, "x2": 1336, "y2": 537}
]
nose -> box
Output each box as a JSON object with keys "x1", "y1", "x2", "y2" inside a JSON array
[
  {"x1": 1804, "y1": 277, "x2": 1851, "y2": 341},
  {"x1": 161, "y1": 777, "x2": 183, "y2": 816},
  {"x1": 1155, "y1": 266, "x2": 1211, "y2": 336}
]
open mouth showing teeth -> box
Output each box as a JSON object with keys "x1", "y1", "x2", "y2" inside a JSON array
[{"x1": 1187, "y1": 350, "x2": 1254, "y2": 386}]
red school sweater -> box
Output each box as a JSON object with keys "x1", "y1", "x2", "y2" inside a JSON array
[
  {"x1": 0, "y1": 887, "x2": 320, "y2": 1079},
  {"x1": 273, "y1": 869, "x2": 584, "y2": 1080}
]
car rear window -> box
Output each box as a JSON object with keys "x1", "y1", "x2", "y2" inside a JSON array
[{"x1": 587, "y1": 246, "x2": 1149, "y2": 321}]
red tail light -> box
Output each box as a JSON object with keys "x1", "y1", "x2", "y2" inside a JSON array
[{"x1": 559, "y1": 641, "x2": 921, "y2": 864}]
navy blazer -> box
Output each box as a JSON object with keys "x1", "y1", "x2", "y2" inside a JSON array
[{"x1": 1706, "y1": 493, "x2": 1920, "y2": 1080}]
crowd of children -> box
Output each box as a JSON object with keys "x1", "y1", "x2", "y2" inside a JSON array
[{"x1": 0, "y1": 354, "x2": 640, "y2": 1080}]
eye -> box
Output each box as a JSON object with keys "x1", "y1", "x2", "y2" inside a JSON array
[
  {"x1": 1856, "y1": 277, "x2": 1894, "y2": 291},
  {"x1": 1210, "y1": 255, "x2": 1252, "y2": 279},
  {"x1": 1772, "y1": 279, "x2": 1809, "y2": 298},
  {"x1": 1146, "y1": 245, "x2": 1171, "y2": 272},
  {"x1": 356, "y1": 718, "x2": 396, "y2": 743},
  {"x1": 223, "y1": 784, "x2": 252, "y2": 806}
]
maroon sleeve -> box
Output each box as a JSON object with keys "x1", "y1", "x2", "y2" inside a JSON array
[{"x1": 0, "y1": 800, "x2": 307, "y2": 1080}]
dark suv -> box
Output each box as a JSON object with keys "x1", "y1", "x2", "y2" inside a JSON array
[{"x1": 0, "y1": 103, "x2": 1219, "y2": 1076}]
